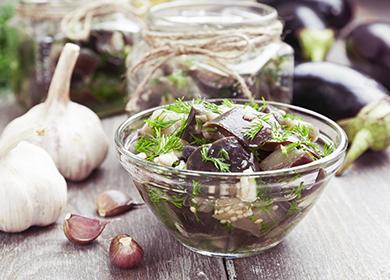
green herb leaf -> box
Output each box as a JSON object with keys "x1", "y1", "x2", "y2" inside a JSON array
[
  {"x1": 192, "y1": 180, "x2": 202, "y2": 197},
  {"x1": 148, "y1": 188, "x2": 184, "y2": 208},
  {"x1": 244, "y1": 114, "x2": 271, "y2": 140},
  {"x1": 190, "y1": 134, "x2": 213, "y2": 146},
  {"x1": 200, "y1": 145, "x2": 230, "y2": 172},
  {"x1": 192, "y1": 98, "x2": 221, "y2": 114},
  {"x1": 291, "y1": 182, "x2": 305, "y2": 200},
  {"x1": 166, "y1": 98, "x2": 192, "y2": 114},
  {"x1": 280, "y1": 142, "x2": 301, "y2": 156},
  {"x1": 322, "y1": 143, "x2": 335, "y2": 157},
  {"x1": 222, "y1": 99, "x2": 235, "y2": 108},
  {"x1": 287, "y1": 201, "x2": 300, "y2": 215},
  {"x1": 135, "y1": 133, "x2": 183, "y2": 160},
  {"x1": 145, "y1": 115, "x2": 179, "y2": 134}
]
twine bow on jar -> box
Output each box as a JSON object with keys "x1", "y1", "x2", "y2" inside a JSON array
[{"x1": 126, "y1": 20, "x2": 283, "y2": 113}]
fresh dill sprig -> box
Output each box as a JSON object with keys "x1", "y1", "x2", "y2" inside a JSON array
[
  {"x1": 200, "y1": 145, "x2": 230, "y2": 172},
  {"x1": 291, "y1": 182, "x2": 305, "y2": 200},
  {"x1": 259, "y1": 97, "x2": 267, "y2": 111},
  {"x1": 201, "y1": 100, "x2": 221, "y2": 114},
  {"x1": 165, "y1": 98, "x2": 192, "y2": 114},
  {"x1": 149, "y1": 188, "x2": 163, "y2": 204},
  {"x1": 222, "y1": 99, "x2": 235, "y2": 108},
  {"x1": 280, "y1": 142, "x2": 301, "y2": 156},
  {"x1": 244, "y1": 120, "x2": 264, "y2": 140},
  {"x1": 148, "y1": 188, "x2": 183, "y2": 208},
  {"x1": 204, "y1": 127, "x2": 218, "y2": 133},
  {"x1": 270, "y1": 122, "x2": 292, "y2": 142},
  {"x1": 322, "y1": 143, "x2": 335, "y2": 157},
  {"x1": 287, "y1": 201, "x2": 300, "y2": 216},
  {"x1": 292, "y1": 123, "x2": 311, "y2": 139},
  {"x1": 218, "y1": 148, "x2": 230, "y2": 160},
  {"x1": 283, "y1": 112, "x2": 303, "y2": 121},
  {"x1": 260, "y1": 221, "x2": 274, "y2": 233},
  {"x1": 244, "y1": 114, "x2": 271, "y2": 140},
  {"x1": 190, "y1": 134, "x2": 213, "y2": 146},
  {"x1": 145, "y1": 116, "x2": 178, "y2": 134},
  {"x1": 245, "y1": 97, "x2": 267, "y2": 112},
  {"x1": 192, "y1": 180, "x2": 202, "y2": 197},
  {"x1": 135, "y1": 133, "x2": 183, "y2": 160},
  {"x1": 245, "y1": 101, "x2": 260, "y2": 111},
  {"x1": 169, "y1": 195, "x2": 184, "y2": 208}
]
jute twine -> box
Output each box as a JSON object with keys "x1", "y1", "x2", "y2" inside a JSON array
[
  {"x1": 61, "y1": 0, "x2": 144, "y2": 41},
  {"x1": 126, "y1": 20, "x2": 283, "y2": 113}
]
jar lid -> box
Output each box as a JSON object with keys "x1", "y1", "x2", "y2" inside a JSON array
[{"x1": 147, "y1": 1, "x2": 277, "y2": 32}]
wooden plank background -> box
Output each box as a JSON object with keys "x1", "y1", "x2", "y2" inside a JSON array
[{"x1": 1, "y1": 0, "x2": 390, "y2": 279}]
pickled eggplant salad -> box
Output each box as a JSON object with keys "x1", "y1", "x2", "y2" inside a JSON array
[{"x1": 128, "y1": 99, "x2": 334, "y2": 252}]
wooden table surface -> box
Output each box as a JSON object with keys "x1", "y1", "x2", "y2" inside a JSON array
[{"x1": 1, "y1": 1, "x2": 390, "y2": 280}]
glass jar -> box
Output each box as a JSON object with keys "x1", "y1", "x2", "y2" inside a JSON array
[
  {"x1": 8, "y1": 0, "x2": 142, "y2": 117},
  {"x1": 126, "y1": 1, "x2": 294, "y2": 114}
]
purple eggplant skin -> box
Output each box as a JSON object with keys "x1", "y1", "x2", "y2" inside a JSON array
[
  {"x1": 292, "y1": 62, "x2": 389, "y2": 121},
  {"x1": 277, "y1": 3, "x2": 334, "y2": 62},
  {"x1": 346, "y1": 21, "x2": 390, "y2": 91},
  {"x1": 258, "y1": 0, "x2": 354, "y2": 29}
]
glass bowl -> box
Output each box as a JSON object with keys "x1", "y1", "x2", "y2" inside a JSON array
[{"x1": 115, "y1": 100, "x2": 347, "y2": 258}]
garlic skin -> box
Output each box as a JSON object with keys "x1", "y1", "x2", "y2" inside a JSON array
[
  {"x1": 0, "y1": 43, "x2": 108, "y2": 181},
  {"x1": 0, "y1": 142, "x2": 67, "y2": 233}
]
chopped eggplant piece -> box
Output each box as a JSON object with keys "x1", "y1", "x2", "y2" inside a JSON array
[
  {"x1": 187, "y1": 137, "x2": 256, "y2": 172},
  {"x1": 261, "y1": 134, "x2": 300, "y2": 152},
  {"x1": 259, "y1": 146, "x2": 313, "y2": 171},
  {"x1": 182, "y1": 106, "x2": 223, "y2": 144},
  {"x1": 205, "y1": 107, "x2": 274, "y2": 148},
  {"x1": 182, "y1": 145, "x2": 197, "y2": 161},
  {"x1": 181, "y1": 107, "x2": 199, "y2": 143}
]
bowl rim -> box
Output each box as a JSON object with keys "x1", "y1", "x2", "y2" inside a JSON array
[{"x1": 115, "y1": 100, "x2": 348, "y2": 178}]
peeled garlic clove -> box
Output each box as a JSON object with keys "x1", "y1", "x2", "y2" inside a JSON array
[
  {"x1": 63, "y1": 213, "x2": 108, "y2": 245},
  {"x1": 96, "y1": 190, "x2": 144, "y2": 217},
  {"x1": 109, "y1": 234, "x2": 144, "y2": 269},
  {"x1": 0, "y1": 43, "x2": 108, "y2": 181}
]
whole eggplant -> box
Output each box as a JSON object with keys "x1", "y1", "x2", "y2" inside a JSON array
[
  {"x1": 292, "y1": 62, "x2": 389, "y2": 120},
  {"x1": 277, "y1": 3, "x2": 335, "y2": 62},
  {"x1": 258, "y1": 0, "x2": 354, "y2": 29},
  {"x1": 346, "y1": 21, "x2": 390, "y2": 91}
]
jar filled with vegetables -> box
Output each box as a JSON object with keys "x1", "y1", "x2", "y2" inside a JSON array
[
  {"x1": 126, "y1": 1, "x2": 294, "y2": 114},
  {"x1": 8, "y1": 0, "x2": 142, "y2": 117}
]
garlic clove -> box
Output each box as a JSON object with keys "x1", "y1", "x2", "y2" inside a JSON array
[
  {"x1": 109, "y1": 234, "x2": 144, "y2": 269},
  {"x1": 96, "y1": 190, "x2": 144, "y2": 217},
  {"x1": 63, "y1": 213, "x2": 108, "y2": 245}
]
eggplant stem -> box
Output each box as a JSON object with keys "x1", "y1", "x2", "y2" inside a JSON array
[
  {"x1": 338, "y1": 118, "x2": 359, "y2": 140},
  {"x1": 45, "y1": 43, "x2": 80, "y2": 107},
  {"x1": 299, "y1": 28, "x2": 335, "y2": 62},
  {"x1": 336, "y1": 129, "x2": 373, "y2": 176}
]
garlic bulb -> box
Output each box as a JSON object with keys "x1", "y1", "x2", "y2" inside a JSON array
[
  {"x1": 0, "y1": 43, "x2": 108, "y2": 181},
  {"x1": 0, "y1": 140, "x2": 67, "y2": 233}
]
